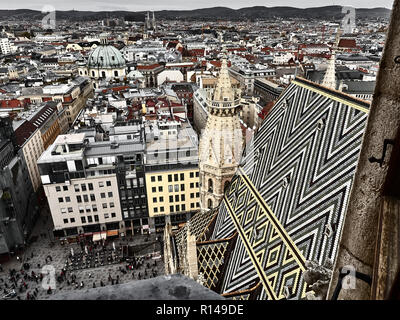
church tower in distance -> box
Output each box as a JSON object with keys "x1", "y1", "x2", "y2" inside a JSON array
[{"x1": 199, "y1": 56, "x2": 243, "y2": 210}]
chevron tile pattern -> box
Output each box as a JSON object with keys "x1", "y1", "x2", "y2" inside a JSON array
[{"x1": 207, "y1": 78, "x2": 369, "y2": 299}]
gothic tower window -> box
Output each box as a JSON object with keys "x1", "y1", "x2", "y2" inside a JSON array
[
  {"x1": 208, "y1": 179, "x2": 213, "y2": 193},
  {"x1": 207, "y1": 199, "x2": 213, "y2": 209}
]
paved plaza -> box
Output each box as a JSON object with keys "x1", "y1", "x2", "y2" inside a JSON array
[{"x1": 0, "y1": 208, "x2": 164, "y2": 300}]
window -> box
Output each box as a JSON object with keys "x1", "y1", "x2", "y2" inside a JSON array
[
  {"x1": 168, "y1": 185, "x2": 173, "y2": 192},
  {"x1": 190, "y1": 172, "x2": 194, "y2": 178},
  {"x1": 154, "y1": 207, "x2": 158, "y2": 213},
  {"x1": 175, "y1": 195, "x2": 179, "y2": 202},
  {"x1": 111, "y1": 212, "x2": 116, "y2": 218},
  {"x1": 174, "y1": 185, "x2": 179, "y2": 192},
  {"x1": 181, "y1": 184, "x2": 185, "y2": 191},
  {"x1": 92, "y1": 204, "x2": 97, "y2": 212},
  {"x1": 86, "y1": 206, "x2": 91, "y2": 213},
  {"x1": 180, "y1": 173, "x2": 184, "y2": 180},
  {"x1": 90, "y1": 194, "x2": 96, "y2": 201},
  {"x1": 169, "y1": 195, "x2": 173, "y2": 202},
  {"x1": 102, "y1": 203, "x2": 107, "y2": 209},
  {"x1": 99, "y1": 182, "x2": 104, "y2": 187},
  {"x1": 190, "y1": 183, "x2": 194, "y2": 188},
  {"x1": 70, "y1": 218, "x2": 75, "y2": 223},
  {"x1": 56, "y1": 186, "x2": 61, "y2": 192},
  {"x1": 81, "y1": 217, "x2": 86, "y2": 224},
  {"x1": 58, "y1": 197, "x2": 64, "y2": 203},
  {"x1": 104, "y1": 213, "x2": 109, "y2": 219},
  {"x1": 83, "y1": 195, "x2": 89, "y2": 202},
  {"x1": 152, "y1": 187, "x2": 156, "y2": 192},
  {"x1": 196, "y1": 202, "x2": 200, "y2": 207},
  {"x1": 65, "y1": 196, "x2": 71, "y2": 202},
  {"x1": 151, "y1": 176, "x2": 156, "y2": 182},
  {"x1": 106, "y1": 181, "x2": 111, "y2": 186},
  {"x1": 159, "y1": 196, "x2": 164, "y2": 202},
  {"x1": 79, "y1": 207, "x2": 84, "y2": 214},
  {"x1": 196, "y1": 192, "x2": 200, "y2": 198},
  {"x1": 153, "y1": 197, "x2": 157, "y2": 203},
  {"x1": 168, "y1": 175, "x2": 172, "y2": 182},
  {"x1": 60, "y1": 208, "x2": 67, "y2": 214},
  {"x1": 101, "y1": 193, "x2": 106, "y2": 199},
  {"x1": 158, "y1": 175, "x2": 162, "y2": 181},
  {"x1": 181, "y1": 194, "x2": 185, "y2": 201},
  {"x1": 63, "y1": 186, "x2": 68, "y2": 191},
  {"x1": 181, "y1": 204, "x2": 186, "y2": 211},
  {"x1": 87, "y1": 216, "x2": 93, "y2": 223},
  {"x1": 68, "y1": 207, "x2": 73, "y2": 213},
  {"x1": 174, "y1": 174, "x2": 178, "y2": 181},
  {"x1": 196, "y1": 172, "x2": 199, "y2": 177},
  {"x1": 81, "y1": 184, "x2": 87, "y2": 191},
  {"x1": 94, "y1": 215, "x2": 99, "y2": 222},
  {"x1": 74, "y1": 185, "x2": 80, "y2": 192},
  {"x1": 76, "y1": 195, "x2": 82, "y2": 203},
  {"x1": 108, "y1": 192, "x2": 113, "y2": 197},
  {"x1": 175, "y1": 205, "x2": 180, "y2": 212},
  {"x1": 190, "y1": 193, "x2": 194, "y2": 199},
  {"x1": 196, "y1": 182, "x2": 199, "y2": 188},
  {"x1": 170, "y1": 205, "x2": 174, "y2": 213},
  {"x1": 190, "y1": 203, "x2": 195, "y2": 208},
  {"x1": 63, "y1": 219, "x2": 68, "y2": 224},
  {"x1": 110, "y1": 202, "x2": 115, "y2": 208},
  {"x1": 88, "y1": 183, "x2": 93, "y2": 191},
  {"x1": 158, "y1": 186, "x2": 163, "y2": 192}
]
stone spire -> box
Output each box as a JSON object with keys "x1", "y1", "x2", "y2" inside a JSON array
[
  {"x1": 322, "y1": 28, "x2": 342, "y2": 90},
  {"x1": 199, "y1": 56, "x2": 243, "y2": 210},
  {"x1": 322, "y1": 52, "x2": 336, "y2": 90},
  {"x1": 213, "y1": 58, "x2": 235, "y2": 101}
]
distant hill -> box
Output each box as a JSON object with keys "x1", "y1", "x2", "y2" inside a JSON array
[{"x1": 0, "y1": 6, "x2": 391, "y2": 21}]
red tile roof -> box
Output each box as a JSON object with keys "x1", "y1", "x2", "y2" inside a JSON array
[
  {"x1": 338, "y1": 39, "x2": 357, "y2": 48},
  {"x1": 14, "y1": 120, "x2": 37, "y2": 147}
]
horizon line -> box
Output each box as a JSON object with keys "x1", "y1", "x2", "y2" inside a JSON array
[{"x1": 0, "y1": 5, "x2": 393, "y2": 12}]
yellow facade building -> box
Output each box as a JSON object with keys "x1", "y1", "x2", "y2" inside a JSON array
[{"x1": 145, "y1": 168, "x2": 200, "y2": 230}]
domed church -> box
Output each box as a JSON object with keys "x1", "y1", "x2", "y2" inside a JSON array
[{"x1": 78, "y1": 37, "x2": 126, "y2": 88}]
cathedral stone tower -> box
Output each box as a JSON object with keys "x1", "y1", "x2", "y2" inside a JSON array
[{"x1": 199, "y1": 57, "x2": 243, "y2": 210}]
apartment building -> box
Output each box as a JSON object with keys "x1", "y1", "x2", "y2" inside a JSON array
[
  {"x1": 14, "y1": 121, "x2": 44, "y2": 192},
  {"x1": 0, "y1": 115, "x2": 38, "y2": 260},
  {"x1": 144, "y1": 119, "x2": 200, "y2": 233},
  {"x1": 38, "y1": 120, "x2": 151, "y2": 240},
  {"x1": 229, "y1": 60, "x2": 275, "y2": 95},
  {"x1": 38, "y1": 133, "x2": 123, "y2": 239}
]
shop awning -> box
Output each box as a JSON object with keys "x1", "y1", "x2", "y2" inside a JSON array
[
  {"x1": 93, "y1": 231, "x2": 107, "y2": 241},
  {"x1": 107, "y1": 230, "x2": 118, "y2": 237},
  {"x1": 93, "y1": 233, "x2": 101, "y2": 241}
]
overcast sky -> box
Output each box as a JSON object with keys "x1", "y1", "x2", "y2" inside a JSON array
[{"x1": 1, "y1": 0, "x2": 394, "y2": 11}]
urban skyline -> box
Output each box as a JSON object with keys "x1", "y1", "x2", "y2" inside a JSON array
[
  {"x1": 0, "y1": 0, "x2": 399, "y2": 304},
  {"x1": 0, "y1": 1, "x2": 395, "y2": 11}
]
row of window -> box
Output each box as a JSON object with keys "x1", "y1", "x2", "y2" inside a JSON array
[
  {"x1": 58, "y1": 191, "x2": 113, "y2": 204},
  {"x1": 153, "y1": 202, "x2": 200, "y2": 214},
  {"x1": 60, "y1": 202, "x2": 115, "y2": 214},
  {"x1": 63, "y1": 212, "x2": 116, "y2": 224},
  {"x1": 55, "y1": 181, "x2": 112, "y2": 193},
  {"x1": 149, "y1": 171, "x2": 199, "y2": 183},
  {"x1": 151, "y1": 192, "x2": 200, "y2": 204}
]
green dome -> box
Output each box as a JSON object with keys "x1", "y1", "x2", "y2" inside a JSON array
[{"x1": 87, "y1": 44, "x2": 126, "y2": 69}]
